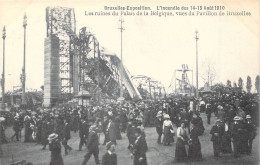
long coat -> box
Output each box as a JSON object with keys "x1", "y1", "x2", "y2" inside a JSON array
[
  {"x1": 133, "y1": 135, "x2": 148, "y2": 165},
  {"x1": 108, "y1": 122, "x2": 116, "y2": 143},
  {"x1": 49, "y1": 140, "x2": 64, "y2": 165},
  {"x1": 86, "y1": 131, "x2": 99, "y2": 151},
  {"x1": 188, "y1": 127, "x2": 202, "y2": 161},
  {"x1": 101, "y1": 152, "x2": 117, "y2": 165}
]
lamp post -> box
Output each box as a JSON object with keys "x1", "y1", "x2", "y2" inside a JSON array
[
  {"x1": 118, "y1": 17, "x2": 125, "y2": 99},
  {"x1": 2, "y1": 26, "x2": 6, "y2": 105},
  {"x1": 21, "y1": 13, "x2": 27, "y2": 105},
  {"x1": 195, "y1": 30, "x2": 199, "y2": 110}
]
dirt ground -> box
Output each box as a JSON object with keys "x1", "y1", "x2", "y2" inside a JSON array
[{"x1": 0, "y1": 113, "x2": 259, "y2": 165}]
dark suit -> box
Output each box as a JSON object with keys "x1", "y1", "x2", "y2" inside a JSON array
[
  {"x1": 82, "y1": 131, "x2": 100, "y2": 165},
  {"x1": 79, "y1": 121, "x2": 89, "y2": 150},
  {"x1": 101, "y1": 152, "x2": 117, "y2": 165},
  {"x1": 245, "y1": 122, "x2": 257, "y2": 154},
  {"x1": 62, "y1": 123, "x2": 72, "y2": 154},
  {"x1": 133, "y1": 135, "x2": 148, "y2": 165},
  {"x1": 210, "y1": 124, "x2": 224, "y2": 157}
]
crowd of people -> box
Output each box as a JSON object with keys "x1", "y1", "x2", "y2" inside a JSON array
[{"x1": 0, "y1": 91, "x2": 258, "y2": 165}]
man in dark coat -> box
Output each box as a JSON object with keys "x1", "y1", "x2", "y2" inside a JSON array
[
  {"x1": 107, "y1": 116, "x2": 116, "y2": 145},
  {"x1": 155, "y1": 111, "x2": 163, "y2": 144},
  {"x1": 11, "y1": 116, "x2": 20, "y2": 141},
  {"x1": 205, "y1": 103, "x2": 212, "y2": 124},
  {"x1": 132, "y1": 128, "x2": 148, "y2": 165},
  {"x1": 79, "y1": 119, "x2": 89, "y2": 151},
  {"x1": 62, "y1": 120, "x2": 72, "y2": 155},
  {"x1": 245, "y1": 115, "x2": 257, "y2": 154},
  {"x1": 101, "y1": 141, "x2": 117, "y2": 165},
  {"x1": 119, "y1": 109, "x2": 128, "y2": 133},
  {"x1": 82, "y1": 125, "x2": 100, "y2": 165},
  {"x1": 102, "y1": 116, "x2": 110, "y2": 145},
  {"x1": 210, "y1": 119, "x2": 224, "y2": 157},
  {"x1": 48, "y1": 133, "x2": 64, "y2": 165},
  {"x1": 230, "y1": 116, "x2": 244, "y2": 158}
]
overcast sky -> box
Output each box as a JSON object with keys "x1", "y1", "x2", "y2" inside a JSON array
[{"x1": 0, "y1": 0, "x2": 259, "y2": 94}]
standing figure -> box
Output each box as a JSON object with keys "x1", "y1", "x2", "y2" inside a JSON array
[
  {"x1": 82, "y1": 125, "x2": 101, "y2": 165},
  {"x1": 175, "y1": 121, "x2": 189, "y2": 162},
  {"x1": 79, "y1": 119, "x2": 89, "y2": 151},
  {"x1": 107, "y1": 116, "x2": 116, "y2": 145},
  {"x1": 119, "y1": 109, "x2": 128, "y2": 133},
  {"x1": 102, "y1": 116, "x2": 109, "y2": 145},
  {"x1": 210, "y1": 119, "x2": 224, "y2": 157},
  {"x1": 205, "y1": 103, "x2": 212, "y2": 124},
  {"x1": 188, "y1": 120, "x2": 202, "y2": 161},
  {"x1": 162, "y1": 114, "x2": 174, "y2": 146},
  {"x1": 132, "y1": 128, "x2": 148, "y2": 165},
  {"x1": 245, "y1": 115, "x2": 257, "y2": 154},
  {"x1": 126, "y1": 121, "x2": 137, "y2": 150},
  {"x1": 221, "y1": 119, "x2": 232, "y2": 153},
  {"x1": 231, "y1": 116, "x2": 243, "y2": 158},
  {"x1": 0, "y1": 117, "x2": 8, "y2": 144},
  {"x1": 101, "y1": 141, "x2": 117, "y2": 165},
  {"x1": 48, "y1": 133, "x2": 64, "y2": 165},
  {"x1": 114, "y1": 115, "x2": 122, "y2": 140},
  {"x1": 62, "y1": 119, "x2": 72, "y2": 155},
  {"x1": 11, "y1": 116, "x2": 20, "y2": 141},
  {"x1": 155, "y1": 111, "x2": 163, "y2": 144}
]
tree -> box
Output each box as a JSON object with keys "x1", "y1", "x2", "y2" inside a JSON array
[
  {"x1": 255, "y1": 75, "x2": 260, "y2": 94},
  {"x1": 246, "y1": 76, "x2": 252, "y2": 93},
  {"x1": 233, "y1": 82, "x2": 237, "y2": 88},
  {"x1": 201, "y1": 59, "x2": 217, "y2": 87},
  {"x1": 238, "y1": 77, "x2": 243, "y2": 92},
  {"x1": 226, "y1": 80, "x2": 232, "y2": 88}
]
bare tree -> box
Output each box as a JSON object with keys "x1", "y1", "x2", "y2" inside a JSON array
[{"x1": 200, "y1": 59, "x2": 217, "y2": 87}]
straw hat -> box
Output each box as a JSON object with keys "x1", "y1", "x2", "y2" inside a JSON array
[
  {"x1": 48, "y1": 133, "x2": 58, "y2": 141},
  {"x1": 246, "y1": 115, "x2": 252, "y2": 119}
]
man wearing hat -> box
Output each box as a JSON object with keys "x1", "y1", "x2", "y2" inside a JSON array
[
  {"x1": 62, "y1": 119, "x2": 72, "y2": 155},
  {"x1": 101, "y1": 141, "x2": 117, "y2": 165},
  {"x1": 210, "y1": 119, "x2": 224, "y2": 157},
  {"x1": 48, "y1": 133, "x2": 64, "y2": 165},
  {"x1": 79, "y1": 118, "x2": 90, "y2": 151},
  {"x1": 131, "y1": 128, "x2": 148, "y2": 165},
  {"x1": 245, "y1": 115, "x2": 257, "y2": 154},
  {"x1": 82, "y1": 125, "x2": 101, "y2": 165},
  {"x1": 155, "y1": 111, "x2": 163, "y2": 144},
  {"x1": 230, "y1": 116, "x2": 244, "y2": 158},
  {"x1": 11, "y1": 116, "x2": 20, "y2": 141}
]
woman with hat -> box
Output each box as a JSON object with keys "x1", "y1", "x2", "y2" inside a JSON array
[
  {"x1": 48, "y1": 133, "x2": 64, "y2": 165},
  {"x1": 187, "y1": 119, "x2": 203, "y2": 161},
  {"x1": 175, "y1": 120, "x2": 189, "y2": 162},
  {"x1": 162, "y1": 114, "x2": 175, "y2": 146}
]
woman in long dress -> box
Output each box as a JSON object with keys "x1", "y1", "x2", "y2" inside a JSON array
[
  {"x1": 175, "y1": 120, "x2": 189, "y2": 162},
  {"x1": 162, "y1": 114, "x2": 174, "y2": 145},
  {"x1": 188, "y1": 120, "x2": 203, "y2": 161}
]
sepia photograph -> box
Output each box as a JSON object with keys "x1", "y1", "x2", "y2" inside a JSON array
[{"x1": 0, "y1": 0, "x2": 259, "y2": 164}]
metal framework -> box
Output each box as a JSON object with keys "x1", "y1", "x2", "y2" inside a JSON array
[
  {"x1": 132, "y1": 75, "x2": 165, "y2": 100},
  {"x1": 45, "y1": 7, "x2": 140, "y2": 103},
  {"x1": 46, "y1": 7, "x2": 76, "y2": 99},
  {"x1": 173, "y1": 64, "x2": 193, "y2": 95}
]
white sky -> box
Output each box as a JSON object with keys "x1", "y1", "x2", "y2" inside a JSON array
[{"x1": 0, "y1": 0, "x2": 259, "y2": 93}]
